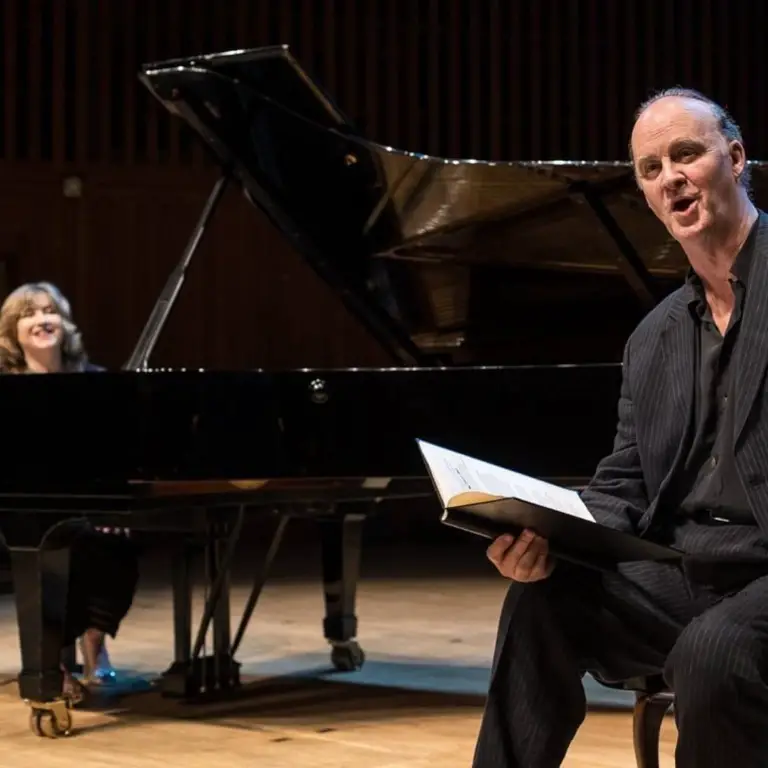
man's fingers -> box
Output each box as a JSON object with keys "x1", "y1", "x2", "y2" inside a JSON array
[
  {"x1": 487, "y1": 531, "x2": 552, "y2": 583},
  {"x1": 486, "y1": 534, "x2": 515, "y2": 564},
  {"x1": 511, "y1": 535, "x2": 545, "y2": 579},
  {"x1": 529, "y1": 545, "x2": 551, "y2": 580}
]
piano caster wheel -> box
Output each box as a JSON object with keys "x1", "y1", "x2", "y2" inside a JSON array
[
  {"x1": 330, "y1": 641, "x2": 365, "y2": 672},
  {"x1": 27, "y1": 699, "x2": 73, "y2": 738}
]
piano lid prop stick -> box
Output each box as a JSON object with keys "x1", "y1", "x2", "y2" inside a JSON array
[{"x1": 124, "y1": 172, "x2": 230, "y2": 370}]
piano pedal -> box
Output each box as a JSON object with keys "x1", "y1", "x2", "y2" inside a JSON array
[
  {"x1": 25, "y1": 697, "x2": 74, "y2": 738},
  {"x1": 330, "y1": 640, "x2": 365, "y2": 672}
]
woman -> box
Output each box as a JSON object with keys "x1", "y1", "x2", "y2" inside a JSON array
[{"x1": 0, "y1": 281, "x2": 139, "y2": 697}]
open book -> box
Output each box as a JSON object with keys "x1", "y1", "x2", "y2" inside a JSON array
[
  {"x1": 416, "y1": 439, "x2": 596, "y2": 523},
  {"x1": 416, "y1": 439, "x2": 682, "y2": 569}
]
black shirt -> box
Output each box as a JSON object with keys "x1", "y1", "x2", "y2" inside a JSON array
[{"x1": 676, "y1": 221, "x2": 758, "y2": 525}]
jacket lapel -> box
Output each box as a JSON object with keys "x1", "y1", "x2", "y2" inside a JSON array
[
  {"x1": 661, "y1": 287, "x2": 696, "y2": 450},
  {"x1": 734, "y1": 214, "x2": 768, "y2": 444}
]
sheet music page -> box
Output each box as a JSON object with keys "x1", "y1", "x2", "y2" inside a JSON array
[{"x1": 416, "y1": 439, "x2": 595, "y2": 523}]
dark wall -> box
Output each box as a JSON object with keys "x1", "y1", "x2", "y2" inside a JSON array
[{"x1": 0, "y1": 0, "x2": 759, "y2": 367}]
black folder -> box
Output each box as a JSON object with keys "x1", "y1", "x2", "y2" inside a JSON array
[{"x1": 441, "y1": 497, "x2": 683, "y2": 572}]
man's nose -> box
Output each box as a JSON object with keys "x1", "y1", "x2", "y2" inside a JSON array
[{"x1": 659, "y1": 161, "x2": 686, "y2": 190}]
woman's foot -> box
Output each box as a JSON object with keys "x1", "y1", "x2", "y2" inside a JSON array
[
  {"x1": 60, "y1": 663, "x2": 85, "y2": 702},
  {"x1": 79, "y1": 629, "x2": 116, "y2": 684}
]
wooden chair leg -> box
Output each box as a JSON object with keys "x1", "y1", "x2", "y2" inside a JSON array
[{"x1": 632, "y1": 693, "x2": 673, "y2": 768}]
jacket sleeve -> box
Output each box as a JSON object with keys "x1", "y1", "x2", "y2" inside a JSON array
[{"x1": 579, "y1": 340, "x2": 649, "y2": 534}]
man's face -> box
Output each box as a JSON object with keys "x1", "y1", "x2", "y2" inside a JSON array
[{"x1": 630, "y1": 96, "x2": 746, "y2": 243}]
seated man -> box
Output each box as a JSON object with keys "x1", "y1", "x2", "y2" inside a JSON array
[
  {"x1": 0, "y1": 281, "x2": 138, "y2": 694},
  {"x1": 473, "y1": 90, "x2": 768, "y2": 768}
]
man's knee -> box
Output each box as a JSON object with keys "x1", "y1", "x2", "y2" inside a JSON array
[{"x1": 665, "y1": 611, "x2": 757, "y2": 701}]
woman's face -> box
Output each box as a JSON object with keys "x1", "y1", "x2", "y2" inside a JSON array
[{"x1": 16, "y1": 292, "x2": 64, "y2": 354}]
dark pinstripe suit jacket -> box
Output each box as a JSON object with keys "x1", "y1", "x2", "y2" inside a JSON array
[{"x1": 581, "y1": 211, "x2": 768, "y2": 541}]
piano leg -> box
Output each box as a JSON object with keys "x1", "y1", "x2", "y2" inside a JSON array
[
  {"x1": 318, "y1": 510, "x2": 366, "y2": 672},
  {"x1": 160, "y1": 511, "x2": 243, "y2": 699},
  {"x1": 4, "y1": 514, "x2": 89, "y2": 738}
]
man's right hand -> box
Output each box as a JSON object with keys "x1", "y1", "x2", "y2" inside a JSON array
[{"x1": 486, "y1": 530, "x2": 555, "y2": 582}]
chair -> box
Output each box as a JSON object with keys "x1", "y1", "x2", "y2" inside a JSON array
[{"x1": 599, "y1": 675, "x2": 674, "y2": 768}]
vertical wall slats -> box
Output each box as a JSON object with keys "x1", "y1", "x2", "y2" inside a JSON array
[
  {"x1": 604, "y1": 1, "x2": 620, "y2": 159},
  {"x1": 3, "y1": 0, "x2": 18, "y2": 160},
  {"x1": 384, "y1": 0, "x2": 398, "y2": 146},
  {"x1": 145, "y1": 1, "x2": 159, "y2": 165},
  {"x1": 27, "y1": 0, "x2": 43, "y2": 161},
  {"x1": 546, "y1": 2, "x2": 561, "y2": 160},
  {"x1": 189, "y1": 0, "x2": 206, "y2": 167},
  {"x1": 584, "y1": 0, "x2": 600, "y2": 159},
  {"x1": 566, "y1": 0, "x2": 581, "y2": 159},
  {"x1": 122, "y1": 1, "x2": 136, "y2": 165},
  {"x1": 166, "y1": 0, "x2": 182, "y2": 165},
  {"x1": 298, "y1": 0, "x2": 314, "y2": 80},
  {"x1": 528, "y1": 2, "x2": 542, "y2": 159},
  {"x1": 75, "y1": 0, "x2": 89, "y2": 164},
  {"x1": 404, "y1": 1, "x2": 419, "y2": 152},
  {"x1": 426, "y1": 0, "x2": 440, "y2": 157},
  {"x1": 447, "y1": 1, "x2": 460, "y2": 157},
  {"x1": 98, "y1": 0, "x2": 112, "y2": 164},
  {"x1": 468, "y1": 1, "x2": 482, "y2": 159},
  {"x1": 622, "y1": 0, "x2": 638, "y2": 144},
  {"x1": 507, "y1": 2, "x2": 522, "y2": 163},
  {"x1": 320, "y1": 0, "x2": 336, "y2": 104},
  {"x1": 752, "y1": 2, "x2": 765, "y2": 149},
  {"x1": 50, "y1": 0, "x2": 65, "y2": 164},
  {"x1": 342, "y1": 1, "x2": 357, "y2": 126},
  {"x1": 364, "y1": 0, "x2": 380, "y2": 143},
  {"x1": 701, "y1": 1, "x2": 713, "y2": 92},
  {"x1": 714, "y1": 3, "x2": 730, "y2": 102},
  {"x1": 643, "y1": 2, "x2": 657, "y2": 102},
  {"x1": 0, "y1": 0, "x2": 765, "y2": 168},
  {"x1": 487, "y1": 0, "x2": 500, "y2": 160}
]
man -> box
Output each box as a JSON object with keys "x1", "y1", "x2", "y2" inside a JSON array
[{"x1": 473, "y1": 89, "x2": 768, "y2": 768}]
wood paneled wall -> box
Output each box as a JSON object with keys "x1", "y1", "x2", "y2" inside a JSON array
[
  {"x1": 0, "y1": 0, "x2": 761, "y2": 367},
  {"x1": 0, "y1": 166, "x2": 391, "y2": 369}
]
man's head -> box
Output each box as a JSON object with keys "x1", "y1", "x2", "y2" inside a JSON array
[{"x1": 630, "y1": 88, "x2": 750, "y2": 243}]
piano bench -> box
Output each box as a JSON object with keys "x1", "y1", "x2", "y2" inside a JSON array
[{"x1": 597, "y1": 674, "x2": 674, "y2": 768}]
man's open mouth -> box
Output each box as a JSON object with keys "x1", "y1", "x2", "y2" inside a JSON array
[{"x1": 672, "y1": 197, "x2": 697, "y2": 214}]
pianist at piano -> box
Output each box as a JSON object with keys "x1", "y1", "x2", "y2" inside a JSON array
[
  {"x1": 476, "y1": 90, "x2": 768, "y2": 768},
  {"x1": 0, "y1": 281, "x2": 99, "y2": 374},
  {"x1": 0, "y1": 281, "x2": 139, "y2": 695}
]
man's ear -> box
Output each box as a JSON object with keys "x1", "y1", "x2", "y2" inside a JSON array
[{"x1": 730, "y1": 140, "x2": 747, "y2": 180}]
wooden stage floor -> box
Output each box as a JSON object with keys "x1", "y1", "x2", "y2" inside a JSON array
[{"x1": 0, "y1": 537, "x2": 677, "y2": 766}]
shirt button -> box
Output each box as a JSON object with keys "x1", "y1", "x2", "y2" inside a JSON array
[{"x1": 709, "y1": 456, "x2": 718, "y2": 469}]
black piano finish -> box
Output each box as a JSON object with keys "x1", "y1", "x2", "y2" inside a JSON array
[{"x1": 0, "y1": 365, "x2": 620, "y2": 498}]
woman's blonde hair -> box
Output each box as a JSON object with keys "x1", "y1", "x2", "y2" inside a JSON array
[{"x1": 0, "y1": 282, "x2": 89, "y2": 372}]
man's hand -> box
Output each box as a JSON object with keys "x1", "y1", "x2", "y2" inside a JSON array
[{"x1": 486, "y1": 530, "x2": 555, "y2": 582}]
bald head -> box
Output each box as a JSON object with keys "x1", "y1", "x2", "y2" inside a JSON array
[
  {"x1": 629, "y1": 88, "x2": 751, "y2": 244},
  {"x1": 631, "y1": 88, "x2": 750, "y2": 192}
]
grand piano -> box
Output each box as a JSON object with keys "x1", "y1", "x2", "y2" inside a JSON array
[{"x1": 1, "y1": 45, "x2": 761, "y2": 738}]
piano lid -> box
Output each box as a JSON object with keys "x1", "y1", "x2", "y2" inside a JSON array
[{"x1": 139, "y1": 46, "x2": 768, "y2": 366}]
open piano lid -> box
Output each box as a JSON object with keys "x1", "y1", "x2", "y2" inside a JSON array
[{"x1": 139, "y1": 46, "x2": 768, "y2": 366}]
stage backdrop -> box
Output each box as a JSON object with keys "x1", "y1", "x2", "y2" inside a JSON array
[{"x1": 0, "y1": 0, "x2": 760, "y2": 368}]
